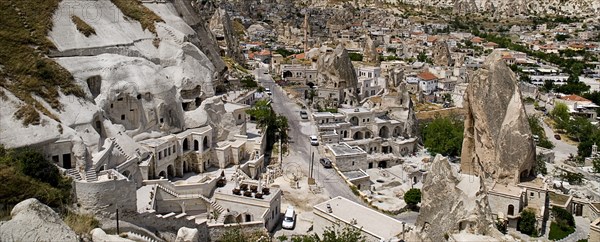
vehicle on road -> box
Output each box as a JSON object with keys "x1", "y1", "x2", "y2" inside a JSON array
[
  {"x1": 282, "y1": 206, "x2": 295, "y2": 230},
  {"x1": 319, "y1": 158, "x2": 332, "y2": 168},
  {"x1": 300, "y1": 110, "x2": 308, "y2": 119},
  {"x1": 265, "y1": 87, "x2": 272, "y2": 95},
  {"x1": 309, "y1": 135, "x2": 319, "y2": 146},
  {"x1": 554, "y1": 134, "x2": 561, "y2": 140}
]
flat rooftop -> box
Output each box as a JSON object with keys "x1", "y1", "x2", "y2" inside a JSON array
[
  {"x1": 327, "y1": 143, "x2": 366, "y2": 156},
  {"x1": 314, "y1": 196, "x2": 404, "y2": 240},
  {"x1": 339, "y1": 107, "x2": 371, "y2": 115},
  {"x1": 342, "y1": 170, "x2": 369, "y2": 180}
]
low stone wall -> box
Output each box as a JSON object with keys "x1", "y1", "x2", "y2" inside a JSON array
[
  {"x1": 207, "y1": 221, "x2": 266, "y2": 241},
  {"x1": 118, "y1": 211, "x2": 209, "y2": 241},
  {"x1": 74, "y1": 177, "x2": 137, "y2": 215}
]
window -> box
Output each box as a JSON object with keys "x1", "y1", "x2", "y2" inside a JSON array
[
  {"x1": 530, "y1": 192, "x2": 535, "y2": 197},
  {"x1": 352, "y1": 161, "x2": 355, "y2": 166},
  {"x1": 508, "y1": 205, "x2": 514, "y2": 216},
  {"x1": 120, "y1": 114, "x2": 125, "y2": 120},
  {"x1": 158, "y1": 152, "x2": 162, "y2": 160}
]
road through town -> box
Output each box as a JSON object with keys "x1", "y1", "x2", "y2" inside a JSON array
[{"x1": 254, "y1": 67, "x2": 362, "y2": 204}]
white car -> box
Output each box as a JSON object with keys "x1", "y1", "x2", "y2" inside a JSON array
[
  {"x1": 309, "y1": 135, "x2": 319, "y2": 146},
  {"x1": 265, "y1": 87, "x2": 272, "y2": 95},
  {"x1": 282, "y1": 206, "x2": 295, "y2": 230}
]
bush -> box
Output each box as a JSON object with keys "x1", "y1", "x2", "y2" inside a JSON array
[
  {"x1": 109, "y1": 0, "x2": 163, "y2": 34},
  {"x1": 0, "y1": 146, "x2": 72, "y2": 208},
  {"x1": 551, "y1": 207, "x2": 575, "y2": 227},
  {"x1": 518, "y1": 209, "x2": 537, "y2": 236},
  {"x1": 404, "y1": 188, "x2": 421, "y2": 208},
  {"x1": 71, "y1": 15, "x2": 96, "y2": 37},
  {"x1": 421, "y1": 115, "x2": 464, "y2": 156},
  {"x1": 348, "y1": 53, "x2": 363, "y2": 61},
  {"x1": 64, "y1": 212, "x2": 100, "y2": 236},
  {"x1": 548, "y1": 222, "x2": 575, "y2": 240}
]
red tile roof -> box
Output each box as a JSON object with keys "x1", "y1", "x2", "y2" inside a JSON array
[
  {"x1": 418, "y1": 71, "x2": 438, "y2": 81},
  {"x1": 561, "y1": 95, "x2": 590, "y2": 102}
]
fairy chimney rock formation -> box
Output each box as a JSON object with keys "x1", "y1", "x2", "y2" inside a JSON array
[
  {"x1": 362, "y1": 35, "x2": 378, "y2": 63},
  {"x1": 416, "y1": 155, "x2": 496, "y2": 242},
  {"x1": 460, "y1": 50, "x2": 536, "y2": 185},
  {"x1": 432, "y1": 41, "x2": 454, "y2": 66}
]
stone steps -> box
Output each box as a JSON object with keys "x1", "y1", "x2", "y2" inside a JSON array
[
  {"x1": 65, "y1": 169, "x2": 82, "y2": 181},
  {"x1": 85, "y1": 167, "x2": 98, "y2": 182}
]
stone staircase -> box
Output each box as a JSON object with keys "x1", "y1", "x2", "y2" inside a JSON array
[
  {"x1": 65, "y1": 169, "x2": 83, "y2": 181},
  {"x1": 126, "y1": 231, "x2": 159, "y2": 242},
  {"x1": 156, "y1": 184, "x2": 225, "y2": 214},
  {"x1": 109, "y1": 137, "x2": 132, "y2": 160},
  {"x1": 85, "y1": 167, "x2": 98, "y2": 182}
]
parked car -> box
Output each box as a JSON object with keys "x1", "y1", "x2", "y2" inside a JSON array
[
  {"x1": 309, "y1": 135, "x2": 319, "y2": 146},
  {"x1": 300, "y1": 110, "x2": 308, "y2": 119},
  {"x1": 319, "y1": 158, "x2": 332, "y2": 168},
  {"x1": 265, "y1": 87, "x2": 272, "y2": 95},
  {"x1": 282, "y1": 206, "x2": 295, "y2": 230},
  {"x1": 555, "y1": 134, "x2": 561, "y2": 140}
]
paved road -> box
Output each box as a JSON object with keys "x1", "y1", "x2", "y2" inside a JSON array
[{"x1": 254, "y1": 67, "x2": 362, "y2": 204}]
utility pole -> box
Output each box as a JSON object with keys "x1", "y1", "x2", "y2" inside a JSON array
[
  {"x1": 279, "y1": 135, "x2": 283, "y2": 169},
  {"x1": 116, "y1": 208, "x2": 120, "y2": 234}
]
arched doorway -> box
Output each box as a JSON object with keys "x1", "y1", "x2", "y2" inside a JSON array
[
  {"x1": 508, "y1": 205, "x2": 514, "y2": 216},
  {"x1": 203, "y1": 136, "x2": 209, "y2": 150},
  {"x1": 183, "y1": 160, "x2": 189, "y2": 173},
  {"x1": 167, "y1": 165, "x2": 175, "y2": 179},
  {"x1": 183, "y1": 139, "x2": 189, "y2": 151},
  {"x1": 283, "y1": 71, "x2": 292, "y2": 79},
  {"x1": 350, "y1": 116, "x2": 359, "y2": 126},
  {"x1": 353, "y1": 131, "x2": 364, "y2": 140},
  {"x1": 378, "y1": 161, "x2": 387, "y2": 168},
  {"x1": 394, "y1": 126, "x2": 402, "y2": 137},
  {"x1": 158, "y1": 171, "x2": 166, "y2": 179},
  {"x1": 122, "y1": 170, "x2": 131, "y2": 179},
  {"x1": 194, "y1": 140, "x2": 199, "y2": 151},
  {"x1": 365, "y1": 131, "x2": 372, "y2": 139},
  {"x1": 379, "y1": 126, "x2": 390, "y2": 138},
  {"x1": 307, "y1": 82, "x2": 315, "y2": 88}
]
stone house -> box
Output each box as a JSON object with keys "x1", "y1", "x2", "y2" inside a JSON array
[
  {"x1": 280, "y1": 64, "x2": 317, "y2": 85},
  {"x1": 417, "y1": 71, "x2": 439, "y2": 94},
  {"x1": 326, "y1": 143, "x2": 368, "y2": 172}
]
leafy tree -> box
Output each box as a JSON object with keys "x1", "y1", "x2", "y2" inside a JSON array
[
  {"x1": 245, "y1": 100, "x2": 289, "y2": 150},
  {"x1": 536, "y1": 154, "x2": 548, "y2": 175},
  {"x1": 551, "y1": 207, "x2": 575, "y2": 228},
  {"x1": 555, "y1": 34, "x2": 570, "y2": 41},
  {"x1": 560, "y1": 171, "x2": 584, "y2": 185},
  {"x1": 404, "y1": 188, "x2": 422, "y2": 209},
  {"x1": 518, "y1": 209, "x2": 538, "y2": 236},
  {"x1": 593, "y1": 157, "x2": 600, "y2": 173},
  {"x1": 421, "y1": 115, "x2": 464, "y2": 156},
  {"x1": 417, "y1": 51, "x2": 428, "y2": 62},
  {"x1": 565, "y1": 117, "x2": 595, "y2": 142},
  {"x1": 291, "y1": 225, "x2": 365, "y2": 242},
  {"x1": 551, "y1": 102, "x2": 570, "y2": 129},
  {"x1": 528, "y1": 116, "x2": 554, "y2": 149},
  {"x1": 348, "y1": 53, "x2": 363, "y2": 61}
]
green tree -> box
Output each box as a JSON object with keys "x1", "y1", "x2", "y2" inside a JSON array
[
  {"x1": 417, "y1": 51, "x2": 428, "y2": 62},
  {"x1": 404, "y1": 188, "x2": 422, "y2": 208},
  {"x1": 421, "y1": 115, "x2": 464, "y2": 156},
  {"x1": 551, "y1": 102, "x2": 570, "y2": 129},
  {"x1": 528, "y1": 116, "x2": 554, "y2": 149},
  {"x1": 290, "y1": 225, "x2": 365, "y2": 242},
  {"x1": 592, "y1": 157, "x2": 600, "y2": 173},
  {"x1": 518, "y1": 209, "x2": 538, "y2": 236},
  {"x1": 348, "y1": 53, "x2": 363, "y2": 61}
]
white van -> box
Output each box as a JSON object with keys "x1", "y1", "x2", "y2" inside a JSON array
[{"x1": 282, "y1": 206, "x2": 295, "y2": 229}]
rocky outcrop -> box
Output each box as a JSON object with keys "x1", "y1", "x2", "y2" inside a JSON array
[
  {"x1": 91, "y1": 228, "x2": 133, "y2": 242},
  {"x1": 362, "y1": 35, "x2": 378, "y2": 63},
  {"x1": 431, "y1": 41, "x2": 454, "y2": 67},
  {"x1": 175, "y1": 227, "x2": 199, "y2": 242},
  {"x1": 416, "y1": 155, "x2": 496, "y2": 242},
  {"x1": 0, "y1": 198, "x2": 78, "y2": 242},
  {"x1": 315, "y1": 44, "x2": 359, "y2": 106},
  {"x1": 209, "y1": 8, "x2": 245, "y2": 65},
  {"x1": 460, "y1": 50, "x2": 536, "y2": 185}
]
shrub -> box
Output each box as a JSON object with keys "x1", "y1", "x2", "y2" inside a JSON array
[
  {"x1": 64, "y1": 212, "x2": 100, "y2": 236},
  {"x1": 551, "y1": 207, "x2": 575, "y2": 227},
  {"x1": 404, "y1": 188, "x2": 421, "y2": 208},
  {"x1": 548, "y1": 221, "x2": 575, "y2": 240},
  {"x1": 109, "y1": 0, "x2": 164, "y2": 34},
  {"x1": 518, "y1": 209, "x2": 537, "y2": 236}
]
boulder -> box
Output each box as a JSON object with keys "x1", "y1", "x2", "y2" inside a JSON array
[
  {"x1": 91, "y1": 228, "x2": 133, "y2": 242},
  {"x1": 431, "y1": 41, "x2": 454, "y2": 66},
  {"x1": 460, "y1": 50, "x2": 536, "y2": 185},
  {"x1": 0, "y1": 198, "x2": 77, "y2": 242},
  {"x1": 175, "y1": 227, "x2": 199, "y2": 242},
  {"x1": 416, "y1": 155, "x2": 496, "y2": 242}
]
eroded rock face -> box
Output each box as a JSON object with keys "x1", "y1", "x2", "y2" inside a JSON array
[
  {"x1": 432, "y1": 41, "x2": 454, "y2": 67},
  {"x1": 316, "y1": 44, "x2": 359, "y2": 106},
  {"x1": 416, "y1": 155, "x2": 495, "y2": 242},
  {"x1": 460, "y1": 50, "x2": 536, "y2": 184},
  {"x1": 209, "y1": 8, "x2": 245, "y2": 65},
  {"x1": 362, "y1": 35, "x2": 378, "y2": 63},
  {"x1": 175, "y1": 227, "x2": 199, "y2": 242},
  {"x1": 0, "y1": 198, "x2": 77, "y2": 242}
]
